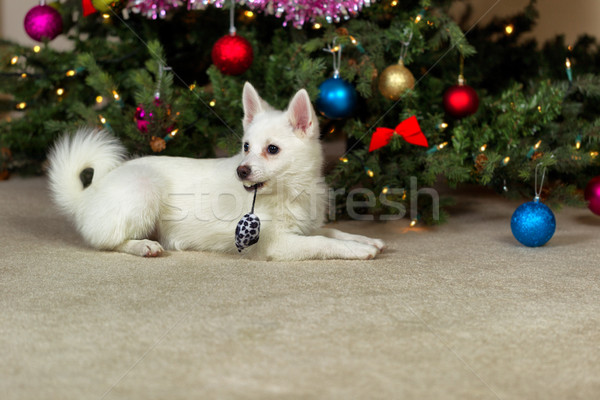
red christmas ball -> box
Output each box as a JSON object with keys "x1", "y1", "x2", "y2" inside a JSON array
[
  {"x1": 443, "y1": 84, "x2": 479, "y2": 118},
  {"x1": 211, "y1": 34, "x2": 254, "y2": 76},
  {"x1": 584, "y1": 176, "x2": 600, "y2": 216}
]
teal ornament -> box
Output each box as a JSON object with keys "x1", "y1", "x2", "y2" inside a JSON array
[
  {"x1": 316, "y1": 76, "x2": 357, "y2": 119},
  {"x1": 510, "y1": 198, "x2": 556, "y2": 247}
]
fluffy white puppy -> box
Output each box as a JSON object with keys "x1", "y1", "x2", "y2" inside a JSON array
[{"x1": 47, "y1": 83, "x2": 384, "y2": 260}]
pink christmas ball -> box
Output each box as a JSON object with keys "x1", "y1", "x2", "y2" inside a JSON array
[
  {"x1": 584, "y1": 176, "x2": 600, "y2": 216},
  {"x1": 24, "y1": 5, "x2": 63, "y2": 42}
]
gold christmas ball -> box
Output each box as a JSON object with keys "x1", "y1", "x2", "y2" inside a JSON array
[{"x1": 378, "y1": 61, "x2": 415, "y2": 100}]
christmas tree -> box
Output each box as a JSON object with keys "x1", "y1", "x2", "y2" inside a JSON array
[{"x1": 1, "y1": 0, "x2": 599, "y2": 223}]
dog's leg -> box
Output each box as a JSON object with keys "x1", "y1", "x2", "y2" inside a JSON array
[
  {"x1": 316, "y1": 228, "x2": 386, "y2": 252},
  {"x1": 266, "y1": 234, "x2": 379, "y2": 261},
  {"x1": 114, "y1": 239, "x2": 164, "y2": 257}
]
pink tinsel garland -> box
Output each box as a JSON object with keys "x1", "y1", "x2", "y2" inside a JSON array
[
  {"x1": 128, "y1": 0, "x2": 184, "y2": 20},
  {"x1": 128, "y1": 1, "x2": 374, "y2": 27}
]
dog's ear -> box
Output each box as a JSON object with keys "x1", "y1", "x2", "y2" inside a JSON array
[
  {"x1": 288, "y1": 89, "x2": 317, "y2": 139},
  {"x1": 242, "y1": 82, "x2": 265, "y2": 130}
]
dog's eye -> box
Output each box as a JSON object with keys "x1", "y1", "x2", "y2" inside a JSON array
[
  {"x1": 267, "y1": 145, "x2": 279, "y2": 155},
  {"x1": 243, "y1": 142, "x2": 249, "y2": 152}
]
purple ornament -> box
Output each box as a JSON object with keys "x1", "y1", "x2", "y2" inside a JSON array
[
  {"x1": 584, "y1": 176, "x2": 600, "y2": 216},
  {"x1": 24, "y1": 4, "x2": 63, "y2": 42},
  {"x1": 136, "y1": 119, "x2": 150, "y2": 133},
  {"x1": 134, "y1": 105, "x2": 152, "y2": 133}
]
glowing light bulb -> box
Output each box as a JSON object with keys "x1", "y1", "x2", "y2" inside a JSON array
[
  {"x1": 502, "y1": 156, "x2": 510, "y2": 165},
  {"x1": 56, "y1": 88, "x2": 65, "y2": 96},
  {"x1": 565, "y1": 58, "x2": 573, "y2": 82},
  {"x1": 33, "y1": 46, "x2": 41, "y2": 53},
  {"x1": 480, "y1": 144, "x2": 487, "y2": 152},
  {"x1": 209, "y1": 99, "x2": 216, "y2": 107},
  {"x1": 410, "y1": 220, "x2": 417, "y2": 227},
  {"x1": 505, "y1": 24, "x2": 514, "y2": 35},
  {"x1": 16, "y1": 102, "x2": 27, "y2": 110},
  {"x1": 244, "y1": 10, "x2": 254, "y2": 18},
  {"x1": 10, "y1": 56, "x2": 18, "y2": 65},
  {"x1": 339, "y1": 157, "x2": 348, "y2": 163},
  {"x1": 112, "y1": 90, "x2": 120, "y2": 100},
  {"x1": 96, "y1": 96, "x2": 104, "y2": 103},
  {"x1": 66, "y1": 70, "x2": 76, "y2": 77}
]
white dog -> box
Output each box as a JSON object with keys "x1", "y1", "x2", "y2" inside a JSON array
[{"x1": 47, "y1": 82, "x2": 384, "y2": 260}]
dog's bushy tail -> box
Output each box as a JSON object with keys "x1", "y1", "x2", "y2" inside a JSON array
[{"x1": 47, "y1": 128, "x2": 126, "y2": 214}]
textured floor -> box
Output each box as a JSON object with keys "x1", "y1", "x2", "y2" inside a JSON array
[{"x1": 1, "y1": 177, "x2": 599, "y2": 399}]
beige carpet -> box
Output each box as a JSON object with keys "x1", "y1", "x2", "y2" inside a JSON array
[{"x1": 1, "y1": 177, "x2": 599, "y2": 399}]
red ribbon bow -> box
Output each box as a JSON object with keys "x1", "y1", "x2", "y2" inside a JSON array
[
  {"x1": 82, "y1": 0, "x2": 98, "y2": 17},
  {"x1": 368, "y1": 116, "x2": 428, "y2": 152}
]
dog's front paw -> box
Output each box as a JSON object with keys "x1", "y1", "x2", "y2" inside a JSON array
[
  {"x1": 143, "y1": 241, "x2": 164, "y2": 257},
  {"x1": 130, "y1": 240, "x2": 164, "y2": 257},
  {"x1": 115, "y1": 239, "x2": 165, "y2": 257}
]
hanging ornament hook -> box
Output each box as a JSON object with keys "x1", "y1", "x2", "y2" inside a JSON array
[
  {"x1": 323, "y1": 37, "x2": 343, "y2": 78},
  {"x1": 534, "y1": 163, "x2": 547, "y2": 202},
  {"x1": 399, "y1": 30, "x2": 413, "y2": 63},
  {"x1": 458, "y1": 55, "x2": 465, "y2": 85},
  {"x1": 229, "y1": 0, "x2": 236, "y2": 35}
]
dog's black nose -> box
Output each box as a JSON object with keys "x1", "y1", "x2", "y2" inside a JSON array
[{"x1": 237, "y1": 165, "x2": 251, "y2": 179}]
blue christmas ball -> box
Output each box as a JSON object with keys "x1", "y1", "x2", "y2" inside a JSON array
[
  {"x1": 510, "y1": 199, "x2": 556, "y2": 247},
  {"x1": 316, "y1": 76, "x2": 357, "y2": 119}
]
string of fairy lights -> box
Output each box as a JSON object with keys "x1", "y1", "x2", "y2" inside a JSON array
[
  {"x1": 5, "y1": 41, "x2": 204, "y2": 145},
  {"x1": 7, "y1": 12, "x2": 595, "y2": 155},
  {"x1": 4, "y1": 0, "x2": 598, "y2": 222}
]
